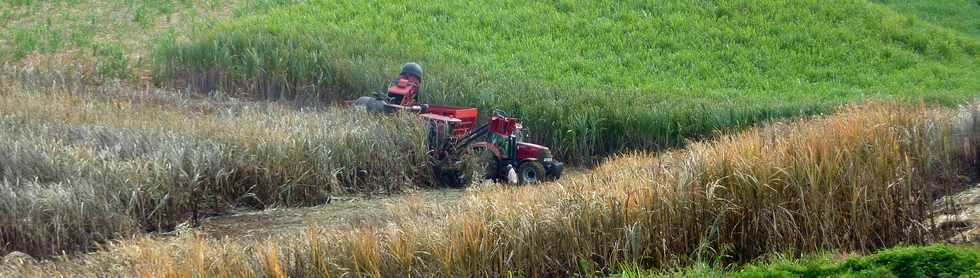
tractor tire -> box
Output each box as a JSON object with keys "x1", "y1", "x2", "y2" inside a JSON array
[{"x1": 517, "y1": 161, "x2": 546, "y2": 185}]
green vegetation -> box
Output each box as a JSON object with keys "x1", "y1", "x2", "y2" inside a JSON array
[
  {"x1": 876, "y1": 0, "x2": 980, "y2": 39},
  {"x1": 635, "y1": 245, "x2": 980, "y2": 277},
  {"x1": 155, "y1": 0, "x2": 980, "y2": 162},
  {"x1": 744, "y1": 245, "x2": 980, "y2": 277}
]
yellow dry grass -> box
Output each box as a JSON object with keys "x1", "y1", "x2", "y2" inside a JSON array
[{"x1": 9, "y1": 100, "x2": 978, "y2": 277}]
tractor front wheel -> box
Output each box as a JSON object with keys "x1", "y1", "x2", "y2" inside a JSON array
[{"x1": 517, "y1": 161, "x2": 546, "y2": 185}]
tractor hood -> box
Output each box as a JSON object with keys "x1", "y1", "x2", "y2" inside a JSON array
[
  {"x1": 517, "y1": 142, "x2": 549, "y2": 150},
  {"x1": 517, "y1": 142, "x2": 552, "y2": 161}
]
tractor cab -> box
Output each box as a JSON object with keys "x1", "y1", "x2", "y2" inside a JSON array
[
  {"x1": 484, "y1": 113, "x2": 562, "y2": 183},
  {"x1": 486, "y1": 113, "x2": 530, "y2": 161}
]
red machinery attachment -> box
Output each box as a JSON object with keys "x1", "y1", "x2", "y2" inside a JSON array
[
  {"x1": 423, "y1": 105, "x2": 478, "y2": 137},
  {"x1": 346, "y1": 75, "x2": 424, "y2": 113},
  {"x1": 386, "y1": 77, "x2": 421, "y2": 106}
]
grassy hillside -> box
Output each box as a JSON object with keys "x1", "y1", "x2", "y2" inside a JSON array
[
  {"x1": 876, "y1": 0, "x2": 980, "y2": 39},
  {"x1": 0, "y1": 0, "x2": 296, "y2": 80},
  {"x1": 155, "y1": 0, "x2": 980, "y2": 162}
]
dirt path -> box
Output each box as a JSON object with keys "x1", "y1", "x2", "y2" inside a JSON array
[
  {"x1": 193, "y1": 169, "x2": 587, "y2": 240},
  {"x1": 195, "y1": 188, "x2": 467, "y2": 240}
]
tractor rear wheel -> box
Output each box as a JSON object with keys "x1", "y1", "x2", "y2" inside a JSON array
[{"x1": 517, "y1": 161, "x2": 546, "y2": 185}]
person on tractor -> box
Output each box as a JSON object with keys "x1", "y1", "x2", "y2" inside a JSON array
[{"x1": 387, "y1": 63, "x2": 424, "y2": 106}]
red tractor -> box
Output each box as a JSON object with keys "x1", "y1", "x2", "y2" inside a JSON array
[{"x1": 348, "y1": 64, "x2": 562, "y2": 185}]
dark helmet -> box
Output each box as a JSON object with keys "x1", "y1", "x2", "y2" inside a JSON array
[{"x1": 399, "y1": 63, "x2": 423, "y2": 79}]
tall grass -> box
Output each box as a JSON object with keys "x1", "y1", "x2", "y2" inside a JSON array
[
  {"x1": 153, "y1": 0, "x2": 980, "y2": 163},
  {"x1": 0, "y1": 71, "x2": 433, "y2": 258},
  {"x1": 875, "y1": 0, "x2": 980, "y2": 39},
  {"x1": 20, "y1": 101, "x2": 978, "y2": 276}
]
